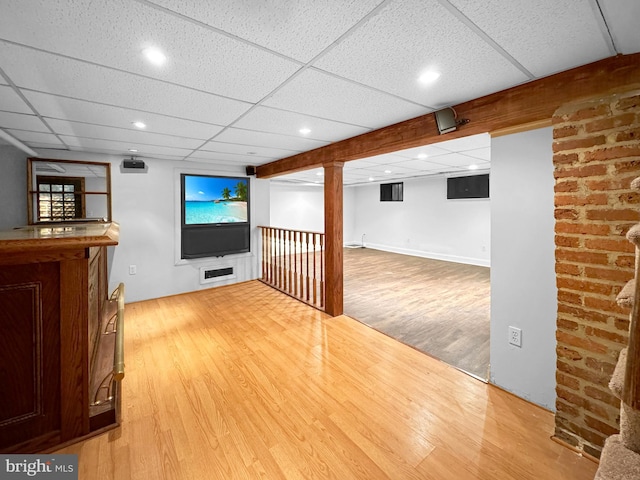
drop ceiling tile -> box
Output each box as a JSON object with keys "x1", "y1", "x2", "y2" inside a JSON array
[
  {"x1": 599, "y1": 0, "x2": 640, "y2": 54},
  {"x1": 344, "y1": 160, "x2": 386, "y2": 170},
  {"x1": 263, "y1": 69, "x2": 432, "y2": 128},
  {"x1": 392, "y1": 144, "x2": 454, "y2": 159},
  {"x1": 0, "y1": 0, "x2": 300, "y2": 103},
  {"x1": 46, "y1": 119, "x2": 203, "y2": 149},
  {"x1": 213, "y1": 128, "x2": 328, "y2": 152},
  {"x1": 429, "y1": 152, "x2": 487, "y2": 168},
  {"x1": 0, "y1": 111, "x2": 49, "y2": 132},
  {"x1": 314, "y1": 0, "x2": 529, "y2": 106},
  {"x1": 200, "y1": 141, "x2": 296, "y2": 159},
  {"x1": 461, "y1": 147, "x2": 491, "y2": 162},
  {"x1": 232, "y1": 106, "x2": 371, "y2": 142},
  {"x1": 0, "y1": 85, "x2": 33, "y2": 114},
  {"x1": 187, "y1": 150, "x2": 271, "y2": 165},
  {"x1": 396, "y1": 159, "x2": 457, "y2": 172},
  {"x1": 8, "y1": 130, "x2": 64, "y2": 145},
  {"x1": 24, "y1": 92, "x2": 224, "y2": 140},
  {"x1": 0, "y1": 43, "x2": 252, "y2": 125},
  {"x1": 449, "y1": 0, "x2": 614, "y2": 76},
  {"x1": 60, "y1": 137, "x2": 193, "y2": 158},
  {"x1": 429, "y1": 133, "x2": 491, "y2": 153},
  {"x1": 146, "y1": 0, "x2": 385, "y2": 62}
]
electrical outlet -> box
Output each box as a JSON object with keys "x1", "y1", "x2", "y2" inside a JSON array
[
  {"x1": 509, "y1": 326, "x2": 522, "y2": 347},
  {"x1": 129, "y1": 265, "x2": 137, "y2": 275}
]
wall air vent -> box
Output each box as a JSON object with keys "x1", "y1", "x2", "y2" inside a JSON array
[{"x1": 200, "y1": 266, "x2": 235, "y2": 284}]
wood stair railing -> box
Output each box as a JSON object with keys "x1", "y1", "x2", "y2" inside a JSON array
[{"x1": 258, "y1": 226, "x2": 325, "y2": 311}]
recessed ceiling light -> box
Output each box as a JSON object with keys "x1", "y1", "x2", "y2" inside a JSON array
[
  {"x1": 368, "y1": 177, "x2": 374, "y2": 181},
  {"x1": 384, "y1": 170, "x2": 392, "y2": 174},
  {"x1": 299, "y1": 128, "x2": 311, "y2": 135},
  {"x1": 132, "y1": 121, "x2": 146, "y2": 129},
  {"x1": 417, "y1": 153, "x2": 428, "y2": 159},
  {"x1": 418, "y1": 70, "x2": 441, "y2": 85},
  {"x1": 469, "y1": 164, "x2": 479, "y2": 170},
  {"x1": 128, "y1": 148, "x2": 138, "y2": 152},
  {"x1": 316, "y1": 171, "x2": 324, "y2": 176},
  {"x1": 143, "y1": 47, "x2": 166, "y2": 66}
]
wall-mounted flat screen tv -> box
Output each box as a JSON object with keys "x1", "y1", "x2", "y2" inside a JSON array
[
  {"x1": 182, "y1": 174, "x2": 249, "y2": 225},
  {"x1": 181, "y1": 174, "x2": 250, "y2": 259},
  {"x1": 447, "y1": 174, "x2": 489, "y2": 199}
]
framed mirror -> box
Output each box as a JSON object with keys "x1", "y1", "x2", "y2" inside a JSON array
[{"x1": 27, "y1": 158, "x2": 112, "y2": 224}]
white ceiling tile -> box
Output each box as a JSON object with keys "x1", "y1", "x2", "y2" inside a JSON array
[
  {"x1": 213, "y1": 128, "x2": 328, "y2": 152},
  {"x1": 46, "y1": 119, "x2": 204, "y2": 149},
  {"x1": 0, "y1": 0, "x2": 300, "y2": 103},
  {"x1": 314, "y1": 0, "x2": 529, "y2": 106},
  {"x1": 428, "y1": 133, "x2": 491, "y2": 153},
  {"x1": 24, "y1": 92, "x2": 224, "y2": 140},
  {"x1": 8, "y1": 130, "x2": 64, "y2": 145},
  {"x1": 146, "y1": 0, "x2": 386, "y2": 63},
  {"x1": 461, "y1": 147, "x2": 491, "y2": 162},
  {"x1": 200, "y1": 140, "x2": 297, "y2": 160},
  {"x1": 0, "y1": 111, "x2": 49, "y2": 132},
  {"x1": 344, "y1": 160, "x2": 386, "y2": 170},
  {"x1": 187, "y1": 150, "x2": 271, "y2": 165},
  {"x1": 599, "y1": 0, "x2": 640, "y2": 54},
  {"x1": 61, "y1": 137, "x2": 193, "y2": 158},
  {"x1": 0, "y1": 43, "x2": 252, "y2": 125},
  {"x1": 232, "y1": 106, "x2": 371, "y2": 142},
  {"x1": 0, "y1": 85, "x2": 33, "y2": 114},
  {"x1": 428, "y1": 152, "x2": 485, "y2": 168},
  {"x1": 263, "y1": 69, "x2": 432, "y2": 128},
  {"x1": 449, "y1": 0, "x2": 614, "y2": 76},
  {"x1": 386, "y1": 159, "x2": 452, "y2": 172}
]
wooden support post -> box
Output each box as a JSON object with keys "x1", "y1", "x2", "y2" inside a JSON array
[{"x1": 324, "y1": 162, "x2": 344, "y2": 316}]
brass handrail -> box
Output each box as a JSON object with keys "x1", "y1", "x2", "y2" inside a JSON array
[{"x1": 112, "y1": 282, "x2": 125, "y2": 381}]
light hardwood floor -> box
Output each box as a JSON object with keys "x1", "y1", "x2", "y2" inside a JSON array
[
  {"x1": 344, "y1": 248, "x2": 490, "y2": 379},
  {"x1": 55, "y1": 280, "x2": 596, "y2": 479}
]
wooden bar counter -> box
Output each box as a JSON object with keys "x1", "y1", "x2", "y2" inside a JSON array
[{"x1": 0, "y1": 222, "x2": 120, "y2": 453}]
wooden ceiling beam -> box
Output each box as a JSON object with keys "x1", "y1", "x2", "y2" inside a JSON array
[{"x1": 256, "y1": 53, "x2": 640, "y2": 179}]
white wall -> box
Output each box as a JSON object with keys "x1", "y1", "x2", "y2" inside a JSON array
[
  {"x1": 269, "y1": 182, "x2": 357, "y2": 242},
  {"x1": 490, "y1": 127, "x2": 557, "y2": 410},
  {"x1": 0, "y1": 145, "x2": 28, "y2": 230},
  {"x1": 1, "y1": 149, "x2": 269, "y2": 303},
  {"x1": 351, "y1": 175, "x2": 490, "y2": 266}
]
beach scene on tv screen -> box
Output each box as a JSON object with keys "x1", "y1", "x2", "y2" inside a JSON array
[{"x1": 184, "y1": 175, "x2": 248, "y2": 224}]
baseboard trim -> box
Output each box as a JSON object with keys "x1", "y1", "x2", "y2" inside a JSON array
[
  {"x1": 357, "y1": 242, "x2": 490, "y2": 268},
  {"x1": 551, "y1": 436, "x2": 600, "y2": 464}
]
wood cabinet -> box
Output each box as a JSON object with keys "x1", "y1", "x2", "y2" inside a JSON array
[{"x1": 0, "y1": 223, "x2": 120, "y2": 453}]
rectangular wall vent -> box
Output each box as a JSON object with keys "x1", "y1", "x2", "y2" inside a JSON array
[{"x1": 200, "y1": 266, "x2": 235, "y2": 284}]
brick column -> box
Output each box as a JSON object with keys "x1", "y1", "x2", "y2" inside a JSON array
[{"x1": 552, "y1": 90, "x2": 640, "y2": 457}]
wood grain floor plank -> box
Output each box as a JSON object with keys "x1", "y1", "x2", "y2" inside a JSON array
[
  {"x1": 56, "y1": 281, "x2": 595, "y2": 479},
  {"x1": 344, "y1": 248, "x2": 490, "y2": 378}
]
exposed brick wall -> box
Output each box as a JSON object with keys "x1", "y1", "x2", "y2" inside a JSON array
[{"x1": 552, "y1": 90, "x2": 640, "y2": 458}]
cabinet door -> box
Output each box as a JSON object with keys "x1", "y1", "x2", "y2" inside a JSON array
[{"x1": 0, "y1": 262, "x2": 61, "y2": 451}]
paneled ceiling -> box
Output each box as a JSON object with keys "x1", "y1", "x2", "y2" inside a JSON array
[{"x1": 0, "y1": 0, "x2": 638, "y2": 185}]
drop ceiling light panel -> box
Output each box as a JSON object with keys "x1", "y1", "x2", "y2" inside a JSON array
[
  {"x1": 0, "y1": 43, "x2": 252, "y2": 125},
  {"x1": 448, "y1": 0, "x2": 615, "y2": 76},
  {"x1": 598, "y1": 0, "x2": 640, "y2": 54},
  {"x1": 0, "y1": 111, "x2": 49, "y2": 132},
  {"x1": 146, "y1": 0, "x2": 386, "y2": 63},
  {"x1": 263, "y1": 68, "x2": 432, "y2": 129},
  {"x1": 314, "y1": 0, "x2": 529, "y2": 107},
  {"x1": 0, "y1": 0, "x2": 300, "y2": 103},
  {"x1": 213, "y1": 128, "x2": 329, "y2": 152},
  {"x1": 232, "y1": 106, "x2": 371, "y2": 142},
  {"x1": 24, "y1": 92, "x2": 225, "y2": 140}
]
